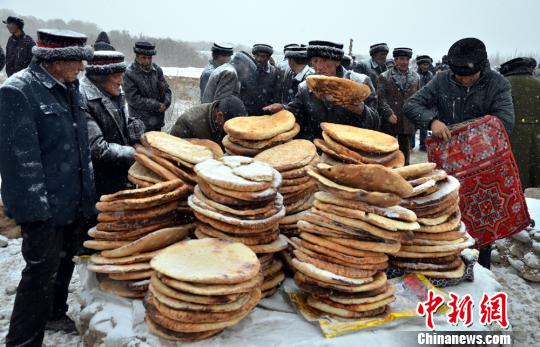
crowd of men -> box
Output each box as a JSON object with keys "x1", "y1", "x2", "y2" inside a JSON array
[{"x1": 0, "y1": 14, "x2": 539, "y2": 347}]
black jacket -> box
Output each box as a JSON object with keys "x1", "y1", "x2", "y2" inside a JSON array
[
  {"x1": 404, "y1": 68, "x2": 515, "y2": 133},
  {"x1": 80, "y1": 76, "x2": 136, "y2": 198},
  {"x1": 354, "y1": 58, "x2": 387, "y2": 89},
  {"x1": 5, "y1": 31, "x2": 35, "y2": 77},
  {"x1": 278, "y1": 65, "x2": 314, "y2": 104},
  {"x1": 123, "y1": 61, "x2": 172, "y2": 131},
  {"x1": 242, "y1": 62, "x2": 281, "y2": 114},
  {"x1": 286, "y1": 66, "x2": 380, "y2": 141},
  {"x1": 0, "y1": 46, "x2": 5, "y2": 72},
  {"x1": 0, "y1": 63, "x2": 96, "y2": 226}
]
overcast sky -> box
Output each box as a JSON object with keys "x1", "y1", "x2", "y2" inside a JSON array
[{"x1": 1, "y1": 0, "x2": 538, "y2": 60}]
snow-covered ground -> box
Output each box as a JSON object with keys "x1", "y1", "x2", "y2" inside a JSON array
[{"x1": 162, "y1": 67, "x2": 203, "y2": 79}]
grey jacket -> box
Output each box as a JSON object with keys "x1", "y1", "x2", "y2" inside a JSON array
[
  {"x1": 404, "y1": 68, "x2": 515, "y2": 133},
  {"x1": 199, "y1": 60, "x2": 218, "y2": 101},
  {"x1": 123, "y1": 61, "x2": 172, "y2": 131},
  {"x1": 278, "y1": 65, "x2": 314, "y2": 104},
  {"x1": 286, "y1": 66, "x2": 380, "y2": 141},
  {"x1": 354, "y1": 58, "x2": 387, "y2": 89}
]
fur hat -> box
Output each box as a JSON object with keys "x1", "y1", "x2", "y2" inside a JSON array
[
  {"x1": 252, "y1": 44, "x2": 273, "y2": 56},
  {"x1": 369, "y1": 43, "x2": 389, "y2": 56},
  {"x1": 283, "y1": 43, "x2": 300, "y2": 53},
  {"x1": 416, "y1": 55, "x2": 433, "y2": 65},
  {"x1": 211, "y1": 42, "x2": 234, "y2": 56},
  {"x1": 393, "y1": 47, "x2": 413, "y2": 58},
  {"x1": 32, "y1": 29, "x2": 93, "y2": 62},
  {"x1": 500, "y1": 57, "x2": 536, "y2": 76},
  {"x1": 94, "y1": 31, "x2": 115, "y2": 51},
  {"x1": 307, "y1": 40, "x2": 344, "y2": 61},
  {"x1": 285, "y1": 46, "x2": 308, "y2": 60},
  {"x1": 86, "y1": 50, "x2": 126, "y2": 76},
  {"x1": 447, "y1": 38, "x2": 487, "y2": 76},
  {"x1": 133, "y1": 41, "x2": 156, "y2": 56},
  {"x1": 3, "y1": 16, "x2": 24, "y2": 29}
]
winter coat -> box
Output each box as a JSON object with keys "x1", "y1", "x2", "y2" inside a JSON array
[
  {"x1": 377, "y1": 68, "x2": 421, "y2": 135},
  {"x1": 286, "y1": 65, "x2": 380, "y2": 141},
  {"x1": 278, "y1": 65, "x2": 314, "y2": 104},
  {"x1": 201, "y1": 52, "x2": 255, "y2": 105},
  {"x1": 80, "y1": 76, "x2": 136, "y2": 198},
  {"x1": 404, "y1": 68, "x2": 515, "y2": 133},
  {"x1": 0, "y1": 63, "x2": 96, "y2": 226},
  {"x1": 170, "y1": 101, "x2": 224, "y2": 143},
  {"x1": 199, "y1": 60, "x2": 218, "y2": 101},
  {"x1": 505, "y1": 73, "x2": 540, "y2": 188},
  {"x1": 0, "y1": 46, "x2": 5, "y2": 72},
  {"x1": 354, "y1": 58, "x2": 387, "y2": 89},
  {"x1": 93, "y1": 31, "x2": 115, "y2": 51},
  {"x1": 241, "y1": 62, "x2": 280, "y2": 115},
  {"x1": 417, "y1": 69, "x2": 434, "y2": 87},
  {"x1": 5, "y1": 31, "x2": 35, "y2": 77},
  {"x1": 123, "y1": 61, "x2": 172, "y2": 131}
]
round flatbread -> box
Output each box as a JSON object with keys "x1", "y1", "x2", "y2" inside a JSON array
[
  {"x1": 158, "y1": 272, "x2": 263, "y2": 296},
  {"x1": 143, "y1": 131, "x2": 214, "y2": 164},
  {"x1": 224, "y1": 110, "x2": 296, "y2": 140},
  {"x1": 321, "y1": 122, "x2": 398, "y2": 153},
  {"x1": 227, "y1": 123, "x2": 300, "y2": 149},
  {"x1": 393, "y1": 163, "x2": 437, "y2": 179},
  {"x1": 151, "y1": 239, "x2": 260, "y2": 284},
  {"x1": 255, "y1": 139, "x2": 317, "y2": 171}
]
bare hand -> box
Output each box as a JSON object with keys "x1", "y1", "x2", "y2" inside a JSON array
[
  {"x1": 430, "y1": 119, "x2": 451, "y2": 141},
  {"x1": 388, "y1": 113, "x2": 398, "y2": 124},
  {"x1": 344, "y1": 101, "x2": 365, "y2": 115},
  {"x1": 262, "y1": 103, "x2": 284, "y2": 113}
]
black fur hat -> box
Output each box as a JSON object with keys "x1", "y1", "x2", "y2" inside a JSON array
[
  {"x1": 133, "y1": 41, "x2": 156, "y2": 56},
  {"x1": 86, "y1": 50, "x2": 126, "y2": 76},
  {"x1": 307, "y1": 40, "x2": 344, "y2": 61},
  {"x1": 32, "y1": 29, "x2": 93, "y2": 62},
  {"x1": 447, "y1": 38, "x2": 487, "y2": 76}
]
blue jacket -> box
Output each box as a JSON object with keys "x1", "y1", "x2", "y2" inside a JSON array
[{"x1": 0, "y1": 63, "x2": 97, "y2": 226}]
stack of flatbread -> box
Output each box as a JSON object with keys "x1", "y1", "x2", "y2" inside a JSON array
[
  {"x1": 254, "y1": 140, "x2": 319, "y2": 237},
  {"x1": 222, "y1": 110, "x2": 300, "y2": 156},
  {"x1": 290, "y1": 163, "x2": 420, "y2": 319},
  {"x1": 85, "y1": 180, "x2": 194, "y2": 298},
  {"x1": 188, "y1": 156, "x2": 288, "y2": 298},
  {"x1": 391, "y1": 163, "x2": 475, "y2": 279},
  {"x1": 145, "y1": 239, "x2": 262, "y2": 342},
  {"x1": 306, "y1": 75, "x2": 372, "y2": 107},
  {"x1": 314, "y1": 122, "x2": 404, "y2": 168},
  {"x1": 128, "y1": 131, "x2": 221, "y2": 189}
]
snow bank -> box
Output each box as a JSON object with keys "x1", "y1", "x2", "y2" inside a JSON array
[{"x1": 162, "y1": 67, "x2": 203, "y2": 79}]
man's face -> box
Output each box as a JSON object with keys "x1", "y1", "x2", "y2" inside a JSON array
[
  {"x1": 58, "y1": 60, "x2": 85, "y2": 82},
  {"x1": 418, "y1": 62, "x2": 430, "y2": 72},
  {"x1": 136, "y1": 54, "x2": 153, "y2": 68},
  {"x1": 6, "y1": 23, "x2": 18, "y2": 34},
  {"x1": 254, "y1": 52, "x2": 270, "y2": 66},
  {"x1": 215, "y1": 54, "x2": 232, "y2": 66},
  {"x1": 455, "y1": 71, "x2": 481, "y2": 88},
  {"x1": 373, "y1": 51, "x2": 388, "y2": 65},
  {"x1": 394, "y1": 56, "x2": 410, "y2": 72},
  {"x1": 311, "y1": 57, "x2": 339, "y2": 76},
  {"x1": 101, "y1": 73, "x2": 124, "y2": 97}
]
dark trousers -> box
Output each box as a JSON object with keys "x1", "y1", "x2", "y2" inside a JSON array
[
  {"x1": 397, "y1": 134, "x2": 411, "y2": 166},
  {"x1": 419, "y1": 128, "x2": 428, "y2": 150},
  {"x1": 6, "y1": 220, "x2": 84, "y2": 347},
  {"x1": 478, "y1": 245, "x2": 492, "y2": 269}
]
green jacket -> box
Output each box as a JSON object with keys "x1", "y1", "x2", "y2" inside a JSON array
[
  {"x1": 506, "y1": 73, "x2": 540, "y2": 188},
  {"x1": 169, "y1": 101, "x2": 222, "y2": 143}
]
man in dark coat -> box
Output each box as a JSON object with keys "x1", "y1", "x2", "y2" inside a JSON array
[
  {"x1": 353, "y1": 43, "x2": 389, "y2": 89},
  {"x1": 277, "y1": 45, "x2": 313, "y2": 104},
  {"x1": 201, "y1": 51, "x2": 256, "y2": 106},
  {"x1": 244, "y1": 43, "x2": 280, "y2": 114},
  {"x1": 0, "y1": 46, "x2": 5, "y2": 71},
  {"x1": 3, "y1": 16, "x2": 35, "y2": 77},
  {"x1": 81, "y1": 50, "x2": 145, "y2": 198},
  {"x1": 93, "y1": 31, "x2": 115, "y2": 51},
  {"x1": 200, "y1": 43, "x2": 234, "y2": 101},
  {"x1": 0, "y1": 29, "x2": 96, "y2": 346},
  {"x1": 405, "y1": 38, "x2": 515, "y2": 270},
  {"x1": 170, "y1": 95, "x2": 246, "y2": 142},
  {"x1": 264, "y1": 40, "x2": 379, "y2": 141},
  {"x1": 378, "y1": 48, "x2": 421, "y2": 165},
  {"x1": 123, "y1": 41, "x2": 172, "y2": 131},
  {"x1": 415, "y1": 54, "x2": 435, "y2": 150},
  {"x1": 500, "y1": 57, "x2": 540, "y2": 189}
]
